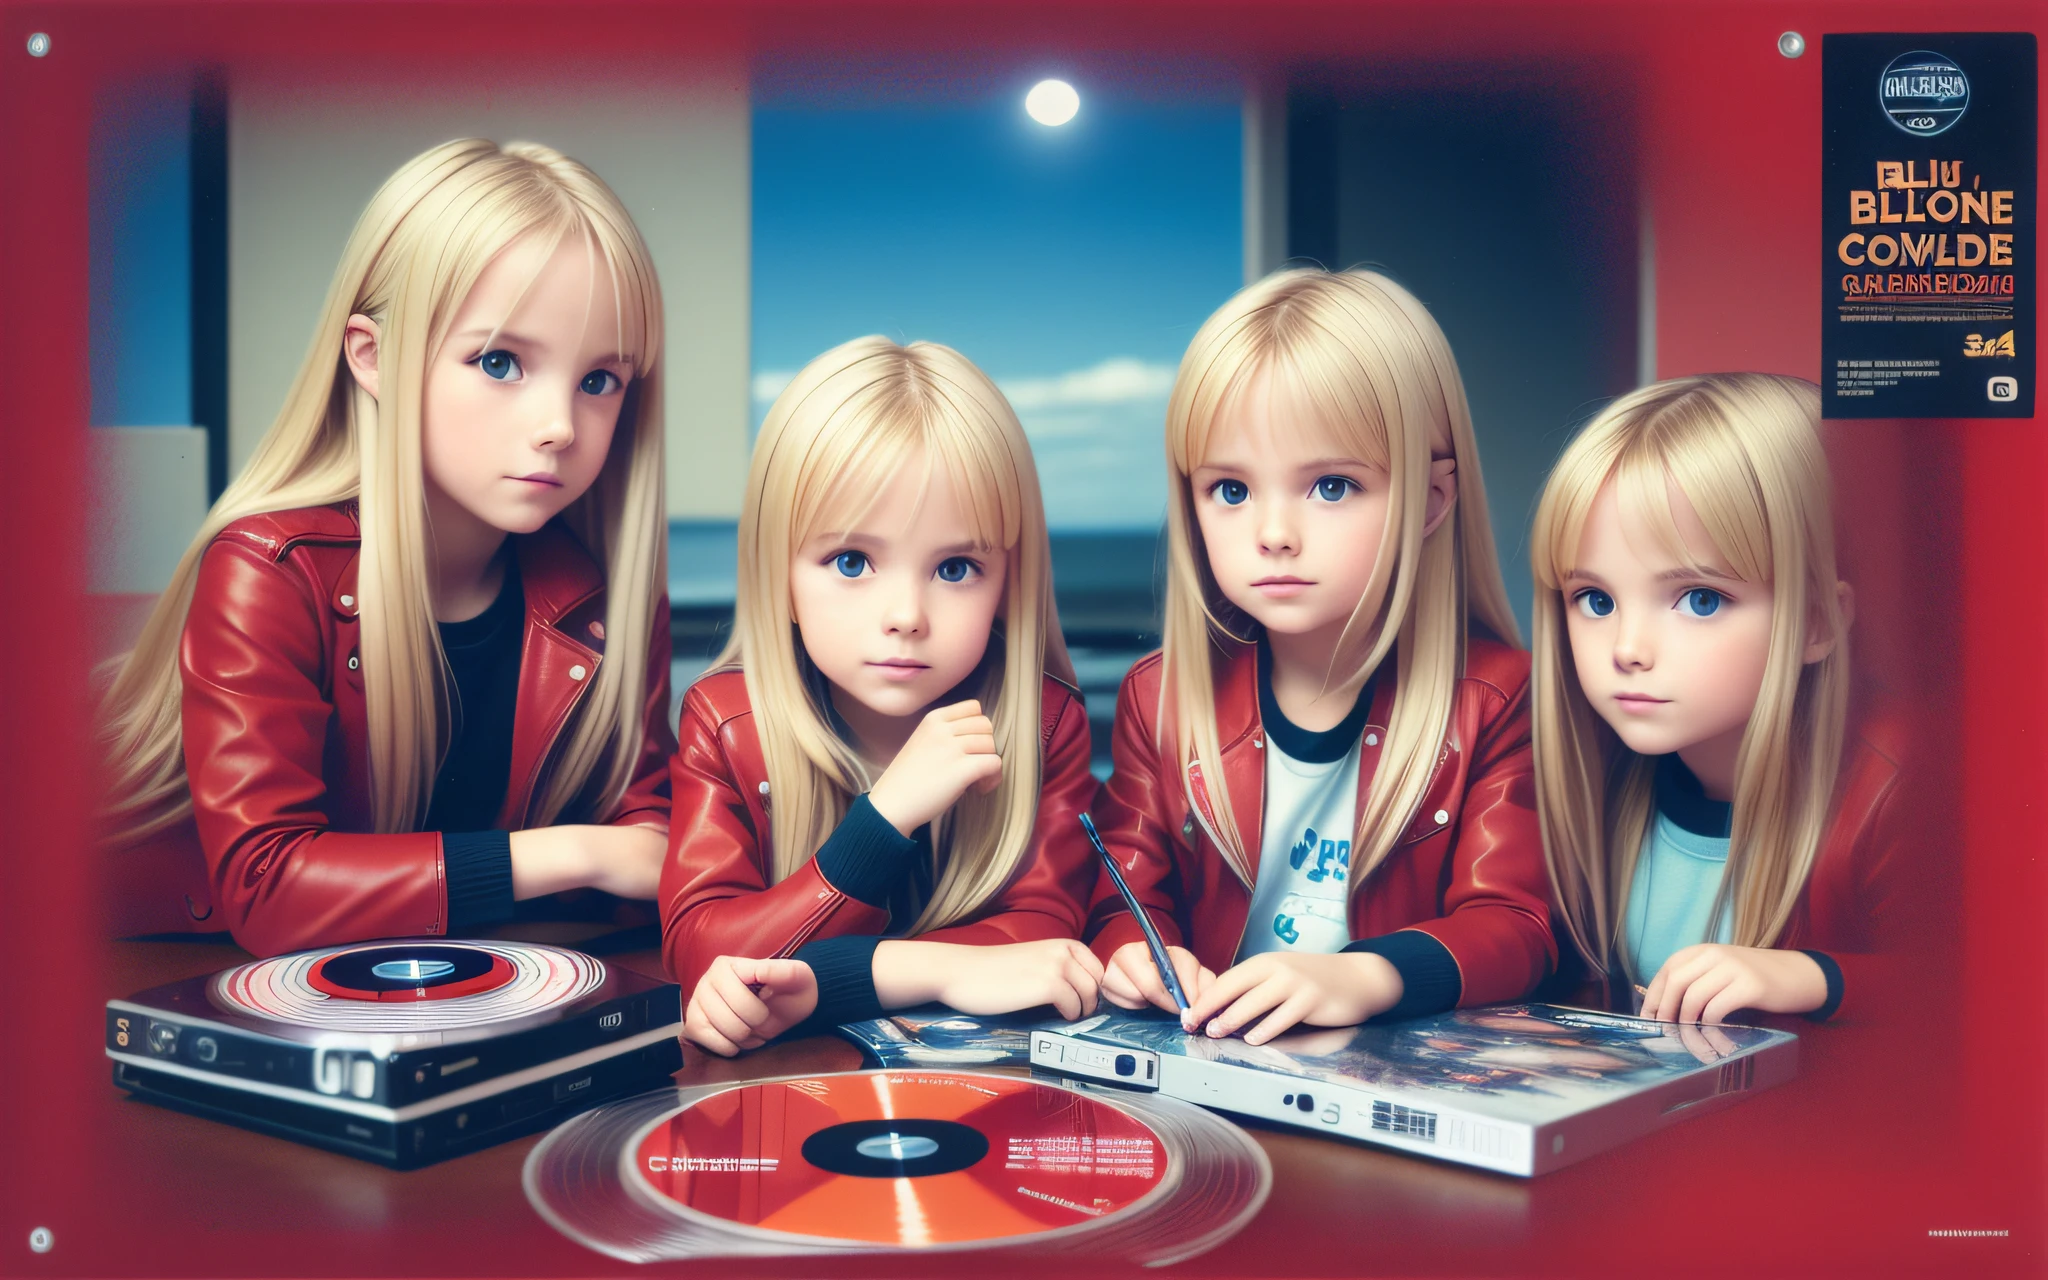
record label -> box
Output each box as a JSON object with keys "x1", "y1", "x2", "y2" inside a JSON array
[{"x1": 631, "y1": 1073, "x2": 1166, "y2": 1246}]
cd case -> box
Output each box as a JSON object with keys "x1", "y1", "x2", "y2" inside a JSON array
[
  {"x1": 842, "y1": 1003, "x2": 1799, "y2": 1176},
  {"x1": 1034, "y1": 1004, "x2": 1798, "y2": 1176}
]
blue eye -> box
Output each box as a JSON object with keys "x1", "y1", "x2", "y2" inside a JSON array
[
  {"x1": 1680, "y1": 588, "x2": 1724, "y2": 617},
  {"x1": 832, "y1": 551, "x2": 869, "y2": 578},
  {"x1": 580, "y1": 369, "x2": 623, "y2": 395},
  {"x1": 1312, "y1": 476, "x2": 1355, "y2": 502},
  {"x1": 935, "y1": 557, "x2": 980, "y2": 584},
  {"x1": 1212, "y1": 479, "x2": 1249, "y2": 506},
  {"x1": 1573, "y1": 589, "x2": 1615, "y2": 619},
  {"x1": 475, "y1": 349, "x2": 522, "y2": 381}
]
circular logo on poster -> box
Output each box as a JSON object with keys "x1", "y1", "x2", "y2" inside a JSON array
[{"x1": 1878, "y1": 50, "x2": 1969, "y2": 137}]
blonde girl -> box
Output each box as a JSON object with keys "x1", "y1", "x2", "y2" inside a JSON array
[
  {"x1": 661, "y1": 336, "x2": 1103, "y2": 1056},
  {"x1": 1533, "y1": 373, "x2": 1908, "y2": 1025},
  {"x1": 1087, "y1": 267, "x2": 1555, "y2": 1046},
  {"x1": 97, "y1": 139, "x2": 674, "y2": 957}
]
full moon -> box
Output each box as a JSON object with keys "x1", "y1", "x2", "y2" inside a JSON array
[{"x1": 1025, "y1": 79, "x2": 1080, "y2": 127}]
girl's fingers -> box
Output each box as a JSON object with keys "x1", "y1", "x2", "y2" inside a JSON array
[
  {"x1": 1207, "y1": 977, "x2": 1292, "y2": 1039},
  {"x1": 1048, "y1": 974, "x2": 1084, "y2": 1022},
  {"x1": 697, "y1": 989, "x2": 758, "y2": 1045},
  {"x1": 1679, "y1": 967, "x2": 1733, "y2": 1025},
  {"x1": 957, "y1": 733, "x2": 999, "y2": 756},
  {"x1": 936, "y1": 700, "x2": 983, "y2": 722},
  {"x1": 1244, "y1": 990, "x2": 1320, "y2": 1046},
  {"x1": 1700, "y1": 979, "x2": 1757, "y2": 1028},
  {"x1": 707, "y1": 964, "x2": 772, "y2": 1028},
  {"x1": 1702, "y1": 1022, "x2": 1739, "y2": 1056},
  {"x1": 683, "y1": 1002, "x2": 741, "y2": 1058},
  {"x1": 1185, "y1": 961, "x2": 1266, "y2": 1029},
  {"x1": 1068, "y1": 940, "x2": 1106, "y2": 982}
]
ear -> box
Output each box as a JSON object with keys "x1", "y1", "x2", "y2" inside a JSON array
[
  {"x1": 1422, "y1": 456, "x2": 1459, "y2": 539},
  {"x1": 1802, "y1": 579, "x2": 1855, "y2": 664},
  {"x1": 342, "y1": 314, "x2": 382, "y2": 401}
]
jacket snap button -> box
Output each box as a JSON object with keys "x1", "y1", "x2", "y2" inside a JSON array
[
  {"x1": 1182, "y1": 815, "x2": 1195, "y2": 838},
  {"x1": 1433, "y1": 809, "x2": 1449, "y2": 825},
  {"x1": 1365, "y1": 733, "x2": 1379, "y2": 747},
  {"x1": 339, "y1": 594, "x2": 354, "y2": 608},
  {"x1": 758, "y1": 782, "x2": 770, "y2": 796},
  {"x1": 1252, "y1": 736, "x2": 1263, "y2": 749},
  {"x1": 568, "y1": 664, "x2": 587, "y2": 681},
  {"x1": 347, "y1": 655, "x2": 359, "y2": 671},
  {"x1": 588, "y1": 620, "x2": 605, "y2": 640}
]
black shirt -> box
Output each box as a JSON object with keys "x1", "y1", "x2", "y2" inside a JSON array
[{"x1": 428, "y1": 560, "x2": 523, "y2": 933}]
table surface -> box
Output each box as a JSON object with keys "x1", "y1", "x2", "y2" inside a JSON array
[{"x1": 39, "y1": 928, "x2": 2001, "y2": 1279}]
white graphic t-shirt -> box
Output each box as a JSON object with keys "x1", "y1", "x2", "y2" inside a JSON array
[{"x1": 1234, "y1": 646, "x2": 1377, "y2": 962}]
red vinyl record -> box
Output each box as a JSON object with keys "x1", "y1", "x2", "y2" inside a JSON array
[{"x1": 631, "y1": 1073, "x2": 1168, "y2": 1246}]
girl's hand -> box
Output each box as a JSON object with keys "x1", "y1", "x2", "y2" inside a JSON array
[
  {"x1": 873, "y1": 939, "x2": 1103, "y2": 1021},
  {"x1": 867, "y1": 701, "x2": 1002, "y2": 835},
  {"x1": 1640, "y1": 944, "x2": 1828, "y2": 1024},
  {"x1": 1183, "y1": 952, "x2": 1403, "y2": 1046},
  {"x1": 683, "y1": 956, "x2": 819, "y2": 1057},
  {"x1": 1102, "y1": 942, "x2": 1214, "y2": 1015}
]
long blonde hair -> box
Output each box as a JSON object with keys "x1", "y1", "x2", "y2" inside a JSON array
[
  {"x1": 1531, "y1": 374, "x2": 1848, "y2": 979},
  {"x1": 716, "y1": 336, "x2": 1076, "y2": 932},
  {"x1": 1160, "y1": 267, "x2": 1519, "y2": 885},
  {"x1": 98, "y1": 138, "x2": 666, "y2": 842}
]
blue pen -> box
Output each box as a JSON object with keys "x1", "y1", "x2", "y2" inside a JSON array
[{"x1": 1079, "y1": 812, "x2": 1191, "y2": 1016}]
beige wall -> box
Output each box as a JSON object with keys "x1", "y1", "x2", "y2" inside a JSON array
[{"x1": 229, "y1": 63, "x2": 751, "y2": 520}]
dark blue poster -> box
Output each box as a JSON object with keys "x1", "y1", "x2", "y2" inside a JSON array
[{"x1": 1823, "y1": 34, "x2": 2036, "y2": 418}]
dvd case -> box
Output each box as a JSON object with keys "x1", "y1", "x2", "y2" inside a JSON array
[{"x1": 1029, "y1": 1004, "x2": 1798, "y2": 1175}]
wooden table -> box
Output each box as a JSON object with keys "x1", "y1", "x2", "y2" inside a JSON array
[{"x1": 47, "y1": 931, "x2": 2001, "y2": 1278}]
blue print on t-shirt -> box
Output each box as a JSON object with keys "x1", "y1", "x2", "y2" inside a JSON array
[
  {"x1": 1287, "y1": 826, "x2": 1350, "y2": 883},
  {"x1": 1273, "y1": 913, "x2": 1301, "y2": 944}
]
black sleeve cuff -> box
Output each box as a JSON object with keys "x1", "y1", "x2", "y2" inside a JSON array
[
  {"x1": 813, "y1": 795, "x2": 921, "y2": 908},
  {"x1": 787, "y1": 933, "x2": 887, "y2": 1037},
  {"x1": 1345, "y1": 929, "x2": 1464, "y2": 1020},
  {"x1": 1800, "y1": 949, "x2": 1845, "y2": 1022},
  {"x1": 443, "y1": 830, "x2": 515, "y2": 934}
]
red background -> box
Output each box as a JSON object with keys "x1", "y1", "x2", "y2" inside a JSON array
[{"x1": 1, "y1": 2, "x2": 2041, "y2": 1276}]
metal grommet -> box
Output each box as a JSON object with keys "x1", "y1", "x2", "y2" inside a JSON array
[
  {"x1": 29, "y1": 1227, "x2": 53, "y2": 1253},
  {"x1": 347, "y1": 655, "x2": 360, "y2": 671},
  {"x1": 1252, "y1": 736, "x2": 1263, "y2": 749},
  {"x1": 1433, "y1": 809, "x2": 1450, "y2": 825},
  {"x1": 568, "y1": 664, "x2": 587, "y2": 681},
  {"x1": 1181, "y1": 815, "x2": 1196, "y2": 838},
  {"x1": 26, "y1": 33, "x2": 51, "y2": 57},
  {"x1": 758, "y1": 781, "x2": 770, "y2": 796},
  {"x1": 1365, "y1": 733, "x2": 1379, "y2": 747},
  {"x1": 339, "y1": 593, "x2": 354, "y2": 608},
  {"x1": 1777, "y1": 31, "x2": 1805, "y2": 59}
]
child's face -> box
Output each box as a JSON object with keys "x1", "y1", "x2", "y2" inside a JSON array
[
  {"x1": 421, "y1": 232, "x2": 636, "y2": 537},
  {"x1": 1190, "y1": 377, "x2": 1389, "y2": 649},
  {"x1": 1562, "y1": 476, "x2": 1773, "y2": 793},
  {"x1": 789, "y1": 458, "x2": 1008, "y2": 727}
]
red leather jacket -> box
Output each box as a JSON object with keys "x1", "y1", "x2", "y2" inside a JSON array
[
  {"x1": 1085, "y1": 636, "x2": 1555, "y2": 1006},
  {"x1": 108, "y1": 503, "x2": 674, "y2": 956},
  {"x1": 1559, "y1": 712, "x2": 1920, "y2": 1025},
  {"x1": 659, "y1": 669, "x2": 1100, "y2": 994}
]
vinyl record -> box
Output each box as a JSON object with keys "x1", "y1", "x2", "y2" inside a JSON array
[
  {"x1": 210, "y1": 941, "x2": 606, "y2": 1033},
  {"x1": 526, "y1": 1069, "x2": 1269, "y2": 1265}
]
